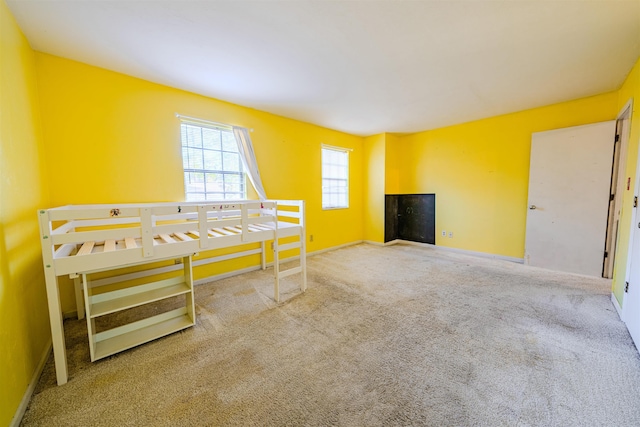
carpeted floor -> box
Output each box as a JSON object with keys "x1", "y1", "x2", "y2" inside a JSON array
[{"x1": 22, "y1": 243, "x2": 640, "y2": 426}]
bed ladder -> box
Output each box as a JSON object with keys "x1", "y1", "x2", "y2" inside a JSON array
[{"x1": 271, "y1": 201, "x2": 307, "y2": 303}]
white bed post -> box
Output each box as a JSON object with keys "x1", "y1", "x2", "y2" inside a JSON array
[
  {"x1": 273, "y1": 201, "x2": 280, "y2": 303},
  {"x1": 260, "y1": 203, "x2": 267, "y2": 270},
  {"x1": 81, "y1": 273, "x2": 97, "y2": 362},
  {"x1": 73, "y1": 276, "x2": 85, "y2": 320},
  {"x1": 38, "y1": 209, "x2": 69, "y2": 385},
  {"x1": 260, "y1": 241, "x2": 267, "y2": 270},
  {"x1": 300, "y1": 200, "x2": 307, "y2": 293},
  {"x1": 184, "y1": 255, "x2": 195, "y2": 322}
]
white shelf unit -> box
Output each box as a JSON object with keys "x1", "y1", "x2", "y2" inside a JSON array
[{"x1": 81, "y1": 255, "x2": 195, "y2": 361}]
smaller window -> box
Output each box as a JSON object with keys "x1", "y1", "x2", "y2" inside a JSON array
[{"x1": 322, "y1": 146, "x2": 349, "y2": 209}]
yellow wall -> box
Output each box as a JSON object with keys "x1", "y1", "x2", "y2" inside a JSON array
[
  {"x1": 3, "y1": 0, "x2": 639, "y2": 420},
  {"x1": 35, "y1": 53, "x2": 364, "y2": 312},
  {"x1": 363, "y1": 134, "x2": 385, "y2": 242},
  {"x1": 613, "y1": 58, "x2": 640, "y2": 305},
  {"x1": 385, "y1": 133, "x2": 401, "y2": 195},
  {"x1": 0, "y1": 2, "x2": 51, "y2": 424},
  {"x1": 395, "y1": 93, "x2": 619, "y2": 258}
]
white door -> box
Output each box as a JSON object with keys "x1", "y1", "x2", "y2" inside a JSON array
[
  {"x1": 525, "y1": 121, "x2": 616, "y2": 276},
  {"x1": 625, "y1": 213, "x2": 640, "y2": 350}
]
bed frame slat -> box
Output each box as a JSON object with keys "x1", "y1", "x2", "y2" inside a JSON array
[
  {"x1": 159, "y1": 234, "x2": 176, "y2": 244},
  {"x1": 174, "y1": 232, "x2": 192, "y2": 242},
  {"x1": 213, "y1": 227, "x2": 236, "y2": 236},
  {"x1": 77, "y1": 241, "x2": 95, "y2": 256},
  {"x1": 124, "y1": 237, "x2": 137, "y2": 249},
  {"x1": 104, "y1": 239, "x2": 116, "y2": 252}
]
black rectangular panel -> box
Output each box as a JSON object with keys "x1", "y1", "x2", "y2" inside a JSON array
[
  {"x1": 386, "y1": 194, "x2": 435, "y2": 244},
  {"x1": 385, "y1": 195, "x2": 398, "y2": 243}
]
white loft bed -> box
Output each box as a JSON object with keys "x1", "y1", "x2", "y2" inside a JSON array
[{"x1": 38, "y1": 200, "x2": 306, "y2": 385}]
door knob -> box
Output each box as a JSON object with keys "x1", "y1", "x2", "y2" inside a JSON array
[{"x1": 529, "y1": 205, "x2": 537, "y2": 210}]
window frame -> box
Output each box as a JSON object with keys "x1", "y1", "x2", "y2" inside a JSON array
[
  {"x1": 321, "y1": 145, "x2": 350, "y2": 210},
  {"x1": 179, "y1": 119, "x2": 247, "y2": 202}
]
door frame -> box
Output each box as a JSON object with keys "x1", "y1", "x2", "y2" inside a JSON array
[
  {"x1": 618, "y1": 98, "x2": 636, "y2": 320},
  {"x1": 603, "y1": 101, "x2": 633, "y2": 278}
]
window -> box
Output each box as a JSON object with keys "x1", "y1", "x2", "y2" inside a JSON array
[
  {"x1": 180, "y1": 122, "x2": 245, "y2": 201},
  {"x1": 322, "y1": 146, "x2": 349, "y2": 209}
]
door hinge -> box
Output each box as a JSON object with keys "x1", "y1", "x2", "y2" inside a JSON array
[
  {"x1": 634, "y1": 196, "x2": 638, "y2": 208},
  {"x1": 615, "y1": 134, "x2": 620, "y2": 143},
  {"x1": 604, "y1": 251, "x2": 608, "y2": 258},
  {"x1": 625, "y1": 282, "x2": 630, "y2": 293},
  {"x1": 610, "y1": 194, "x2": 615, "y2": 202}
]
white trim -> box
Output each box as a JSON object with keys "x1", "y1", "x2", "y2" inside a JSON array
[
  {"x1": 194, "y1": 265, "x2": 262, "y2": 286},
  {"x1": 434, "y1": 245, "x2": 524, "y2": 264},
  {"x1": 308, "y1": 240, "x2": 363, "y2": 256},
  {"x1": 611, "y1": 292, "x2": 623, "y2": 319},
  {"x1": 193, "y1": 240, "x2": 364, "y2": 285},
  {"x1": 10, "y1": 340, "x2": 52, "y2": 427},
  {"x1": 388, "y1": 239, "x2": 524, "y2": 263},
  {"x1": 321, "y1": 143, "x2": 353, "y2": 152},
  {"x1": 175, "y1": 113, "x2": 233, "y2": 131},
  {"x1": 617, "y1": 98, "x2": 634, "y2": 120},
  {"x1": 621, "y1": 97, "x2": 636, "y2": 318},
  {"x1": 363, "y1": 239, "x2": 401, "y2": 247}
]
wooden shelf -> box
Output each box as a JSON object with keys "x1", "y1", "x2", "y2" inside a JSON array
[
  {"x1": 94, "y1": 308, "x2": 193, "y2": 360},
  {"x1": 89, "y1": 276, "x2": 191, "y2": 318},
  {"x1": 83, "y1": 255, "x2": 195, "y2": 362}
]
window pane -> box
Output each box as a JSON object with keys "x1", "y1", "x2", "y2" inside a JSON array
[
  {"x1": 205, "y1": 173, "x2": 224, "y2": 192},
  {"x1": 224, "y1": 174, "x2": 242, "y2": 193},
  {"x1": 225, "y1": 192, "x2": 243, "y2": 200},
  {"x1": 188, "y1": 148, "x2": 203, "y2": 169},
  {"x1": 202, "y1": 128, "x2": 221, "y2": 150},
  {"x1": 184, "y1": 172, "x2": 204, "y2": 193},
  {"x1": 186, "y1": 192, "x2": 206, "y2": 202},
  {"x1": 223, "y1": 152, "x2": 240, "y2": 171},
  {"x1": 181, "y1": 125, "x2": 188, "y2": 147},
  {"x1": 203, "y1": 150, "x2": 222, "y2": 171},
  {"x1": 182, "y1": 147, "x2": 190, "y2": 169},
  {"x1": 185, "y1": 125, "x2": 202, "y2": 148},
  {"x1": 221, "y1": 131, "x2": 237, "y2": 152},
  {"x1": 180, "y1": 121, "x2": 246, "y2": 200}
]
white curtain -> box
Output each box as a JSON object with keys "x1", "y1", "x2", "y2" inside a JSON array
[{"x1": 233, "y1": 126, "x2": 267, "y2": 201}]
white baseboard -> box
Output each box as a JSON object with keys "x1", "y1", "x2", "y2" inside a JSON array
[
  {"x1": 363, "y1": 240, "x2": 385, "y2": 246},
  {"x1": 309, "y1": 240, "x2": 364, "y2": 255},
  {"x1": 386, "y1": 239, "x2": 524, "y2": 264},
  {"x1": 194, "y1": 265, "x2": 263, "y2": 286},
  {"x1": 11, "y1": 340, "x2": 52, "y2": 427},
  {"x1": 434, "y1": 245, "x2": 524, "y2": 264},
  {"x1": 363, "y1": 239, "x2": 401, "y2": 247},
  {"x1": 193, "y1": 240, "x2": 364, "y2": 286},
  {"x1": 611, "y1": 292, "x2": 623, "y2": 319}
]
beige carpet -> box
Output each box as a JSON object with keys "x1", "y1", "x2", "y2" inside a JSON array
[{"x1": 22, "y1": 243, "x2": 640, "y2": 426}]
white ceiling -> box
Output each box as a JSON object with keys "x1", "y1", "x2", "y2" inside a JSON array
[{"x1": 7, "y1": 0, "x2": 640, "y2": 136}]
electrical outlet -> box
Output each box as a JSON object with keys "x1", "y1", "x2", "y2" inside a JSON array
[
  {"x1": 310, "y1": 234, "x2": 314, "y2": 242},
  {"x1": 442, "y1": 230, "x2": 446, "y2": 237},
  {"x1": 449, "y1": 231, "x2": 453, "y2": 238}
]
